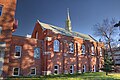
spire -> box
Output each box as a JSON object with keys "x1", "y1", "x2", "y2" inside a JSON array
[{"x1": 65, "y1": 8, "x2": 72, "y2": 32}]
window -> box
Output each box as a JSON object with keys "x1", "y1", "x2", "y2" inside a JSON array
[
  {"x1": 69, "y1": 42, "x2": 74, "y2": 53},
  {"x1": 53, "y1": 40, "x2": 60, "y2": 52},
  {"x1": 100, "y1": 48, "x2": 102, "y2": 56},
  {"x1": 35, "y1": 32, "x2": 38, "y2": 39},
  {"x1": 0, "y1": 5, "x2": 3, "y2": 16},
  {"x1": 54, "y1": 65, "x2": 59, "y2": 74},
  {"x1": 30, "y1": 67, "x2": 36, "y2": 75},
  {"x1": 81, "y1": 44, "x2": 85, "y2": 54},
  {"x1": 34, "y1": 47, "x2": 40, "y2": 59},
  {"x1": 70, "y1": 65, "x2": 74, "y2": 74},
  {"x1": 93, "y1": 65, "x2": 96, "y2": 72},
  {"x1": 82, "y1": 65, "x2": 86, "y2": 73},
  {"x1": 15, "y1": 46, "x2": 21, "y2": 58},
  {"x1": 0, "y1": 27, "x2": 2, "y2": 35},
  {"x1": 91, "y1": 46, "x2": 95, "y2": 55},
  {"x1": 13, "y1": 68, "x2": 19, "y2": 76}
]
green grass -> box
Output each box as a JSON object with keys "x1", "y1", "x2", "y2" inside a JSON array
[{"x1": 7, "y1": 72, "x2": 120, "y2": 80}]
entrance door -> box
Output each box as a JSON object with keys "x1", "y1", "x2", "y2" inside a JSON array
[{"x1": 0, "y1": 50, "x2": 4, "y2": 76}]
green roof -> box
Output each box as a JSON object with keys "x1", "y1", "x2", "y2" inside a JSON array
[{"x1": 37, "y1": 20, "x2": 97, "y2": 42}]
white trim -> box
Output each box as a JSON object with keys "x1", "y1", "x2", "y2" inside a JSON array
[
  {"x1": 45, "y1": 37, "x2": 52, "y2": 41},
  {"x1": 30, "y1": 67, "x2": 36, "y2": 75},
  {"x1": 54, "y1": 65, "x2": 59, "y2": 74},
  {"x1": 12, "y1": 67, "x2": 20, "y2": 76},
  {"x1": 14, "y1": 46, "x2": 21, "y2": 58}
]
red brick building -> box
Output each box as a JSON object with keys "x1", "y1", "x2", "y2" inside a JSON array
[{"x1": 0, "y1": 0, "x2": 104, "y2": 78}]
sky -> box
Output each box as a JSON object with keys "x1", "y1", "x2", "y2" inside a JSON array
[{"x1": 14, "y1": 0, "x2": 120, "y2": 40}]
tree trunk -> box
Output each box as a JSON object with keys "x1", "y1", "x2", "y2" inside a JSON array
[{"x1": 106, "y1": 71, "x2": 108, "y2": 75}]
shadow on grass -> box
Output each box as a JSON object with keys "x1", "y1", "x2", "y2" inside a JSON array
[{"x1": 7, "y1": 72, "x2": 120, "y2": 80}]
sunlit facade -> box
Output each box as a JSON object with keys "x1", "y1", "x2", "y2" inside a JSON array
[{"x1": 0, "y1": 0, "x2": 104, "y2": 78}]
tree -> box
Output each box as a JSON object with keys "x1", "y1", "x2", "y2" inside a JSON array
[
  {"x1": 93, "y1": 18, "x2": 117, "y2": 53},
  {"x1": 101, "y1": 50, "x2": 114, "y2": 75},
  {"x1": 93, "y1": 18, "x2": 117, "y2": 75}
]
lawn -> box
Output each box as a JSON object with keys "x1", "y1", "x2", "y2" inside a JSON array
[{"x1": 7, "y1": 72, "x2": 120, "y2": 80}]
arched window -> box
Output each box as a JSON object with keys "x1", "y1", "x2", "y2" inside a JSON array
[
  {"x1": 81, "y1": 44, "x2": 85, "y2": 54},
  {"x1": 53, "y1": 40, "x2": 60, "y2": 52},
  {"x1": 69, "y1": 42, "x2": 74, "y2": 53},
  {"x1": 100, "y1": 47, "x2": 102, "y2": 56},
  {"x1": 91, "y1": 46, "x2": 95, "y2": 55},
  {"x1": 35, "y1": 32, "x2": 38, "y2": 39},
  {"x1": 82, "y1": 65, "x2": 86, "y2": 73}
]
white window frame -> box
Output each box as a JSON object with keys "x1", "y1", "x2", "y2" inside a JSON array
[
  {"x1": 0, "y1": 5, "x2": 3, "y2": 16},
  {"x1": 91, "y1": 46, "x2": 95, "y2": 55},
  {"x1": 82, "y1": 65, "x2": 86, "y2": 73},
  {"x1": 54, "y1": 65, "x2": 59, "y2": 74},
  {"x1": 81, "y1": 44, "x2": 85, "y2": 54},
  {"x1": 34, "y1": 47, "x2": 40, "y2": 59},
  {"x1": 100, "y1": 48, "x2": 102, "y2": 56},
  {"x1": 13, "y1": 67, "x2": 20, "y2": 76},
  {"x1": 70, "y1": 65, "x2": 74, "y2": 74},
  {"x1": 30, "y1": 67, "x2": 36, "y2": 75},
  {"x1": 69, "y1": 42, "x2": 74, "y2": 53},
  {"x1": 53, "y1": 40, "x2": 60, "y2": 52},
  {"x1": 15, "y1": 46, "x2": 21, "y2": 58},
  {"x1": 93, "y1": 65, "x2": 96, "y2": 72}
]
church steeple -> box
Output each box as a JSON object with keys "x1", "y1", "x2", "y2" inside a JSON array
[{"x1": 65, "y1": 8, "x2": 72, "y2": 32}]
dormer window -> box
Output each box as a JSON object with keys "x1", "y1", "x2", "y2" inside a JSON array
[
  {"x1": 0, "y1": 5, "x2": 3, "y2": 16},
  {"x1": 81, "y1": 44, "x2": 85, "y2": 54},
  {"x1": 91, "y1": 46, "x2": 95, "y2": 55},
  {"x1": 69, "y1": 42, "x2": 74, "y2": 53},
  {"x1": 53, "y1": 40, "x2": 60, "y2": 52}
]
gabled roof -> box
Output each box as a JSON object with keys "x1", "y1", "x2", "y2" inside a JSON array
[{"x1": 37, "y1": 20, "x2": 97, "y2": 42}]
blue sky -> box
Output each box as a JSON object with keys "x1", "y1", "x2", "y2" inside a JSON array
[{"x1": 14, "y1": 0, "x2": 120, "y2": 40}]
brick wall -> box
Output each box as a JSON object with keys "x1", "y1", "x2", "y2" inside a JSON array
[{"x1": 0, "y1": 0, "x2": 17, "y2": 77}]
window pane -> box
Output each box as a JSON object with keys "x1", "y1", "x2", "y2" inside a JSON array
[
  {"x1": 34, "y1": 47, "x2": 40, "y2": 59},
  {"x1": 81, "y1": 45, "x2": 85, "y2": 54},
  {"x1": 54, "y1": 40, "x2": 59, "y2": 52},
  {"x1": 15, "y1": 46, "x2": 21, "y2": 57},
  {"x1": 15, "y1": 52, "x2": 20, "y2": 56},
  {"x1": 54, "y1": 65, "x2": 58, "y2": 69},
  {"x1": 69, "y1": 43, "x2": 74, "y2": 53},
  {"x1": 31, "y1": 68, "x2": 35, "y2": 75},
  {"x1": 0, "y1": 5, "x2": 2, "y2": 16},
  {"x1": 54, "y1": 70, "x2": 58, "y2": 74},
  {"x1": 14, "y1": 68, "x2": 19, "y2": 75},
  {"x1": 54, "y1": 65, "x2": 59, "y2": 74}
]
